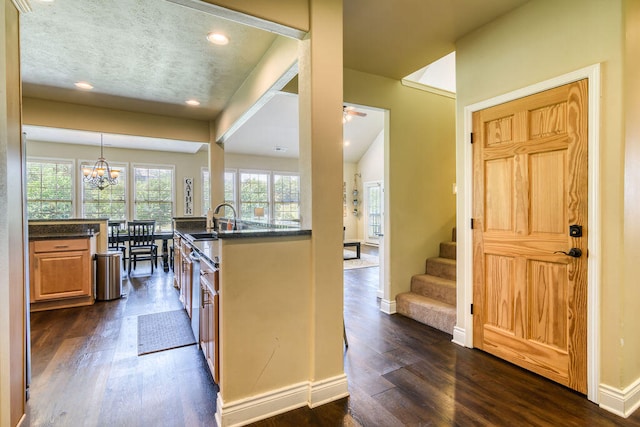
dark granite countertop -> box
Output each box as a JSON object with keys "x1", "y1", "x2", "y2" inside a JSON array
[
  {"x1": 216, "y1": 228, "x2": 311, "y2": 239},
  {"x1": 29, "y1": 231, "x2": 98, "y2": 241},
  {"x1": 174, "y1": 226, "x2": 311, "y2": 240},
  {"x1": 174, "y1": 227, "x2": 311, "y2": 267}
]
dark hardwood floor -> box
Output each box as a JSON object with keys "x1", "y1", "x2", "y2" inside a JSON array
[
  {"x1": 27, "y1": 270, "x2": 218, "y2": 427},
  {"x1": 27, "y1": 245, "x2": 640, "y2": 426}
]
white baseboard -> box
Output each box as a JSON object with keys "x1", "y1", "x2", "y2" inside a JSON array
[
  {"x1": 452, "y1": 326, "x2": 466, "y2": 347},
  {"x1": 309, "y1": 374, "x2": 349, "y2": 408},
  {"x1": 599, "y1": 378, "x2": 640, "y2": 418},
  {"x1": 380, "y1": 298, "x2": 396, "y2": 314},
  {"x1": 215, "y1": 376, "x2": 349, "y2": 426}
]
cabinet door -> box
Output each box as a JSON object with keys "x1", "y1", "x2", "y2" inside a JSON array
[
  {"x1": 32, "y1": 250, "x2": 92, "y2": 301},
  {"x1": 174, "y1": 244, "x2": 182, "y2": 290},
  {"x1": 182, "y1": 255, "x2": 193, "y2": 318},
  {"x1": 200, "y1": 282, "x2": 210, "y2": 358},
  {"x1": 210, "y1": 289, "x2": 219, "y2": 383}
]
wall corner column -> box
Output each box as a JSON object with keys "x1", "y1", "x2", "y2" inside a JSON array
[{"x1": 297, "y1": 0, "x2": 347, "y2": 401}]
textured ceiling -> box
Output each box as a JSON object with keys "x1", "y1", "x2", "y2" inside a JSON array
[
  {"x1": 19, "y1": 0, "x2": 528, "y2": 158},
  {"x1": 20, "y1": 0, "x2": 279, "y2": 121}
]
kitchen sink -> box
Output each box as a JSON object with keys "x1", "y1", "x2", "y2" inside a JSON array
[{"x1": 186, "y1": 232, "x2": 218, "y2": 241}]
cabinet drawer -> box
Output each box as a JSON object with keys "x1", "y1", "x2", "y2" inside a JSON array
[{"x1": 33, "y1": 238, "x2": 89, "y2": 253}]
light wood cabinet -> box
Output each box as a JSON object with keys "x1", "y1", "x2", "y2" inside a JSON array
[
  {"x1": 181, "y1": 244, "x2": 193, "y2": 318},
  {"x1": 173, "y1": 232, "x2": 182, "y2": 290},
  {"x1": 200, "y1": 257, "x2": 219, "y2": 383},
  {"x1": 30, "y1": 237, "x2": 95, "y2": 311}
]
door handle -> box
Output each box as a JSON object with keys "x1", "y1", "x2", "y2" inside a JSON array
[{"x1": 555, "y1": 248, "x2": 582, "y2": 258}]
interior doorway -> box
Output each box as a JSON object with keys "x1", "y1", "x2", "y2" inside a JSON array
[{"x1": 342, "y1": 103, "x2": 386, "y2": 305}]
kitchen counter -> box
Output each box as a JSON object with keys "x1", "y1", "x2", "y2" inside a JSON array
[
  {"x1": 29, "y1": 219, "x2": 108, "y2": 253},
  {"x1": 173, "y1": 217, "x2": 316, "y2": 421},
  {"x1": 173, "y1": 217, "x2": 310, "y2": 267},
  {"x1": 29, "y1": 231, "x2": 98, "y2": 240},
  {"x1": 216, "y1": 228, "x2": 311, "y2": 239}
]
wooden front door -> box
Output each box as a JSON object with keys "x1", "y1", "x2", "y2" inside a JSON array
[{"x1": 472, "y1": 80, "x2": 588, "y2": 393}]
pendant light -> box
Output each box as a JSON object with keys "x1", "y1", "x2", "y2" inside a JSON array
[{"x1": 82, "y1": 134, "x2": 120, "y2": 190}]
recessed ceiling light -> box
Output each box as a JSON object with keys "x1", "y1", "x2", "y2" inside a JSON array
[
  {"x1": 185, "y1": 99, "x2": 200, "y2": 106},
  {"x1": 74, "y1": 81, "x2": 93, "y2": 90},
  {"x1": 343, "y1": 140, "x2": 351, "y2": 147},
  {"x1": 207, "y1": 32, "x2": 229, "y2": 45}
]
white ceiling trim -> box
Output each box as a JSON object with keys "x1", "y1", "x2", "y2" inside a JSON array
[
  {"x1": 12, "y1": 0, "x2": 32, "y2": 13},
  {"x1": 165, "y1": 0, "x2": 307, "y2": 40},
  {"x1": 401, "y1": 79, "x2": 456, "y2": 99}
]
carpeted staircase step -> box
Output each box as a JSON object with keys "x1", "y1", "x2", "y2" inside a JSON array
[
  {"x1": 439, "y1": 241, "x2": 457, "y2": 260},
  {"x1": 410, "y1": 274, "x2": 456, "y2": 306},
  {"x1": 425, "y1": 257, "x2": 456, "y2": 281},
  {"x1": 396, "y1": 292, "x2": 456, "y2": 335}
]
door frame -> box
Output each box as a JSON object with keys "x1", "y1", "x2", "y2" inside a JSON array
[{"x1": 456, "y1": 64, "x2": 601, "y2": 403}]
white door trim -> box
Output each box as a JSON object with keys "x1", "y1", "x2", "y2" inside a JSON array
[{"x1": 457, "y1": 64, "x2": 601, "y2": 403}]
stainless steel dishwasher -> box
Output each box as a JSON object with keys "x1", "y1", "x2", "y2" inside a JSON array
[{"x1": 190, "y1": 251, "x2": 201, "y2": 347}]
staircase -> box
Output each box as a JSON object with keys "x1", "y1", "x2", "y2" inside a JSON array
[{"x1": 396, "y1": 238, "x2": 456, "y2": 335}]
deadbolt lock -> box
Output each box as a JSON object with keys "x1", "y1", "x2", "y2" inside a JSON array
[{"x1": 569, "y1": 224, "x2": 583, "y2": 237}]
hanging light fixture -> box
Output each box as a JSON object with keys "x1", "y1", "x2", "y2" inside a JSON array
[{"x1": 82, "y1": 134, "x2": 120, "y2": 190}]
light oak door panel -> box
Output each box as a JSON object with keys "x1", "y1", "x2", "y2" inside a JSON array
[
  {"x1": 32, "y1": 251, "x2": 92, "y2": 300},
  {"x1": 473, "y1": 80, "x2": 588, "y2": 393}
]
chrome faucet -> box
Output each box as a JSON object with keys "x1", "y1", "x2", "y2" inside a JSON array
[{"x1": 213, "y1": 203, "x2": 238, "y2": 231}]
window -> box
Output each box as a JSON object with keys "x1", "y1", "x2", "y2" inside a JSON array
[
  {"x1": 26, "y1": 159, "x2": 74, "y2": 219},
  {"x1": 202, "y1": 169, "x2": 236, "y2": 213},
  {"x1": 81, "y1": 162, "x2": 127, "y2": 220},
  {"x1": 224, "y1": 170, "x2": 236, "y2": 206},
  {"x1": 273, "y1": 173, "x2": 300, "y2": 224},
  {"x1": 239, "y1": 171, "x2": 269, "y2": 221},
  {"x1": 133, "y1": 165, "x2": 174, "y2": 231},
  {"x1": 202, "y1": 168, "x2": 210, "y2": 215},
  {"x1": 365, "y1": 182, "x2": 382, "y2": 241}
]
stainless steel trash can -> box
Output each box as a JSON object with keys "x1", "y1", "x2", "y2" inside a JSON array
[{"x1": 95, "y1": 251, "x2": 122, "y2": 300}]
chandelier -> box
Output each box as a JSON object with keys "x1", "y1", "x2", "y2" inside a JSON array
[{"x1": 82, "y1": 134, "x2": 120, "y2": 190}]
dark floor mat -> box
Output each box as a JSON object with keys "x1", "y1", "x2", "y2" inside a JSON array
[{"x1": 137, "y1": 309, "x2": 196, "y2": 355}]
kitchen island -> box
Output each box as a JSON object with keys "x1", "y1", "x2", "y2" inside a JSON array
[
  {"x1": 172, "y1": 218, "x2": 325, "y2": 426},
  {"x1": 28, "y1": 219, "x2": 105, "y2": 311}
]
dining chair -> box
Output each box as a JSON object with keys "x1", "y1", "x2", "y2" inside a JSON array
[
  {"x1": 108, "y1": 220, "x2": 127, "y2": 268},
  {"x1": 127, "y1": 220, "x2": 158, "y2": 275}
]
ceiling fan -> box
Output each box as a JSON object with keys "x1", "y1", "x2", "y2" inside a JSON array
[{"x1": 343, "y1": 105, "x2": 367, "y2": 123}]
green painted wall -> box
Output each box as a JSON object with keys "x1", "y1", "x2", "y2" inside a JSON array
[{"x1": 344, "y1": 68, "x2": 456, "y2": 301}]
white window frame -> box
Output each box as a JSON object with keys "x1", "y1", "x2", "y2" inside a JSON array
[
  {"x1": 224, "y1": 168, "x2": 238, "y2": 207},
  {"x1": 79, "y1": 159, "x2": 128, "y2": 220},
  {"x1": 202, "y1": 167, "x2": 210, "y2": 215},
  {"x1": 272, "y1": 171, "x2": 301, "y2": 225},
  {"x1": 364, "y1": 181, "x2": 382, "y2": 245},
  {"x1": 238, "y1": 169, "x2": 271, "y2": 221},
  {"x1": 131, "y1": 163, "x2": 175, "y2": 231},
  {"x1": 26, "y1": 156, "x2": 76, "y2": 219}
]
